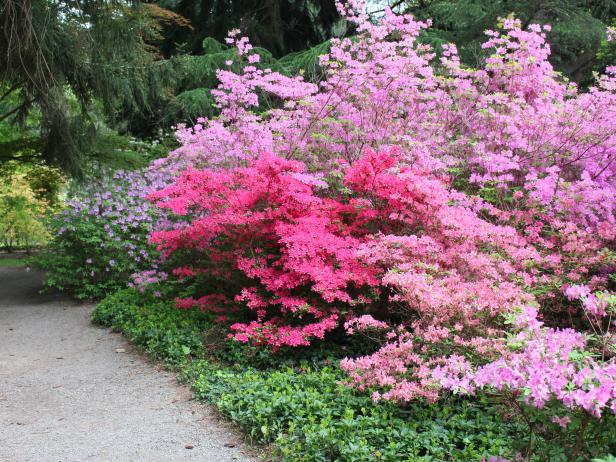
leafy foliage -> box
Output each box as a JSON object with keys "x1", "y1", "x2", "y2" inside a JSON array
[
  {"x1": 93, "y1": 288, "x2": 211, "y2": 363},
  {"x1": 0, "y1": 0, "x2": 181, "y2": 173},
  {"x1": 0, "y1": 162, "x2": 64, "y2": 250},
  {"x1": 189, "y1": 362, "x2": 518, "y2": 461},
  {"x1": 93, "y1": 288, "x2": 616, "y2": 461},
  {"x1": 156, "y1": 0, "x2": 342, "y2": 57}
]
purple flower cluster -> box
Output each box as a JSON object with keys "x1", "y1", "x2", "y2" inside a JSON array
[
  {"x1": 43, "y1": 167, "x2": 177, "y2": 298},
  {"x1": 129, "y1": 269, "x2": 169, "y2": 294}
]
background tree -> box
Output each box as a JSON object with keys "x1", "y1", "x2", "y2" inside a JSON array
[
  {"x1": 157, "y1": 0, "x2": 342, "y2": 57},
  {"x1": 0, "y1": 0, "x2": 185, "y2": 173},
  {"x1": 0, "y1": 0, "x2": 344, "y2": 173},
  {"x1": 133, "y1": 0, "x2": 344, "y2": 131}
]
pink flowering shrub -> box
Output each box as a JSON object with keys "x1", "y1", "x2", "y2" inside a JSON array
[
  {"x1": 150, "y1": 146, "x2": 539, "y2": 367},
  {"x1": 144, "y1": 0, "x2": 616, "y2": 436},
  {"x1": 159, "y1": 4, "x2": 616, "y2": 229},
  {"x1": 154, "y1": 0, "x2": 616, "y2": 312},
  {"x1": 434, "y1": 306, "x2": 616, "y2": 417},
  {"x1": 149, "y1": 152, "x2": 379, "y2": 348}
]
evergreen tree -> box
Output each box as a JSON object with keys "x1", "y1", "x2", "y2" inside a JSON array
[
  {"x1": 0, "y1": 0, "x2": 183, "y2": 173},
  {"x1": 157, "y1": 0, "x2": 342, "y2": 57}
]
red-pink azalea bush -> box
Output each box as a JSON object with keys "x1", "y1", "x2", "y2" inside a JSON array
[
  {"x1": 147, "y1": 0, "x2": 616, "y2": 427},
  {"x1": 150, "y1": 145, "x2": 538, "y2": 362},
  {"x1": 149, "y1": 152, "x2": 376, "y2": 348}
]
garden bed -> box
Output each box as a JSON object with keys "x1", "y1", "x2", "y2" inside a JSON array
[{"x1": 92, "y1": 289, "x2": 616, "y2": 462}]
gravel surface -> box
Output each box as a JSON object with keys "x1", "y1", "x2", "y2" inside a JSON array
[{"x1": 0, "y1": 266, "x2": 256, "y2": 462}]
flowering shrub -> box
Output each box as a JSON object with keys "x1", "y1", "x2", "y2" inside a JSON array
[
  {"x1": 43, "y1": 1, "x2": 616, "y2": 456},
  {"x1": 149, "y1": 152, "x2": 379, "y2": 347},
  {"x1": 141, "y1": 2, "x2": 616, "y2": 446},
  {"x1": 35, "y1": 169, "x2": 171, "y2": 299}
]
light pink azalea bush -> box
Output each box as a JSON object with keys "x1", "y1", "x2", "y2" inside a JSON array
[
  {"x1": 159, "y1": 5, "x2": 616, "y2": 229},
  {"x1": 433, "y1": 305, "x2": 616, "y2": 418},
  {"x1": 147, "y1": 0, "x2": 616, "y2": 432}
]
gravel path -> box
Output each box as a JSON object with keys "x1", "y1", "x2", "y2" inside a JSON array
[{"x1": 0, "y1": 266, "x2": 255, "y2": 462}]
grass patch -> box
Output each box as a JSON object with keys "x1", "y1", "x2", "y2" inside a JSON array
[{"x1": 0, "y1": 257, "x2": 27, "y2": 267}]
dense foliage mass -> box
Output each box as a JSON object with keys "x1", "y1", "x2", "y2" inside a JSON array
[
  {"x1": 46, "y1": 1, "x2": 616, "y2": 459},
  {"x1": 0, "y1": 160, "x2": 65, "y2": 250},
  {"x1": 93, "y1": 289, "x2": 616, "y2": 461},
  {"x1": 0, "y1": 0, "x2": 181, "y2": 172},
  {"x1": 158, "y1": 0, "x2": 341, "y2": 57},
  {"x1": 0, "y1": 0, "x2": 340, "y2": 175}
]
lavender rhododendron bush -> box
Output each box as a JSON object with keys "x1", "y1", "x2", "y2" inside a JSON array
[{"x1": 35, "y1": 168, "x2": 172, "y2": 299}]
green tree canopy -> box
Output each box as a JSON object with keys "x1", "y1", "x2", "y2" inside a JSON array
[
  {"x1": 0, "y1": 0, "x2": 183, "y2": 173},
  {"x1": 157, "y1": 0, "x2": 342, "y2": 57}
]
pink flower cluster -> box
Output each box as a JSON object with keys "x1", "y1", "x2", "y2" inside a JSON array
[
  {"x1": 344, "y1": 315, "x2": 389, "y2": 335},
  {"x1": 434, "y1": 307, "x2": 616, "y2": 418}
]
